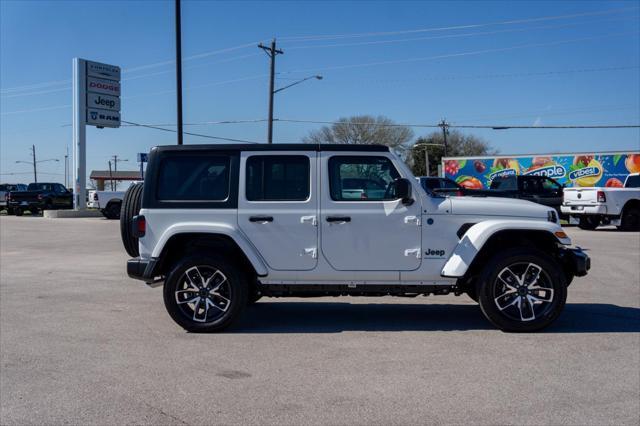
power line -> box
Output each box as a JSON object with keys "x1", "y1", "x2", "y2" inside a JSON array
[
  {"x1": 275, "y1": 118, "x2": 640, "y2": 129},
  {"x1": 280, "y1": 6, "x2": 639, "y2": 41},
  {"x1": 280, "y1": 31, "x2": 637, "y2": 74},
  {"x1": 285, "y1": 15, "x2": 639, "y2": 50},
  {"x1": 121, "y1": 120, "x2": 261, "y2": 143},
  {"x1": 1, "y1": 40, "x2": 264, "y2": 95}
]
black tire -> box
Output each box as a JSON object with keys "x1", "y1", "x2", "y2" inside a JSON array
[
  {"x1": 477, "y1": 248, "x2": 567, "y2": 332},
  {"x1": 14, "y1": 208, "x2": 23, "y2": 216},
  {"x1": 163, "y1": 254, "x2": 248, "y2": 332},
  {"x1": 466, "y1": 287, "x2": 479, "y2": 303},
  {"x1": 120, "y1": 183, "x2": 144, "y2": 257},
  {"x1": 29, "y1": 208, "x2": 39, "y2": 215},
  {"x1": 619, "y1": 205, "x2": 640, "y2": 232},
  {"x1": 103, "y1": 201, "x2": 122, "y2": 220},
  {"x1": 578, "y1": 216, "x2": 600, "y2": 230}
]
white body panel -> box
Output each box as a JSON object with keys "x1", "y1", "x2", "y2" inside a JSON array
[
  {"x1": 441, "y1": 220, "x2": 569, "y2": 277},
  {"x1": 140, "y1": 150, "x2": 567, "y2": 286},
  {"x1": 87, "y1": 190, "x2": 125, "y2": 209},
  {"x1": 237, "y1": 151, "x2": 319, "y2": 271},
  {"x1": 562, "y1": 187, "x2": 640, "y2": 217},
  {"x1": 319, "y1": 151, "x2": 423, "y2": 271}
]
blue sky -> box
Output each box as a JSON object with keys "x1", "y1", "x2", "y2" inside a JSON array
[{"x1": 1, "y1": 0, "x2": 639, "y2": 182}]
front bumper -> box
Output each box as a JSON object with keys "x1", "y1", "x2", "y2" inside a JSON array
[
  {"x1": 561, "y1": 204, "x2": 607, "y2": 215},
  {"x1": 560, "y1": 246, "x2": 591, "y2": 277},
  {"x1": 127, "y1": 257, "x2": 162, "y2": 285}
]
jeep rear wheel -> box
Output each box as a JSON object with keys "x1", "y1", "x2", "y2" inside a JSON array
[
  {"x1": 163, "y1": 255, "x2": 248, "y2": 332},
  {"x1": 477, "y1": 248, "x2": 567, "y2": 332},
  {"x1": 120, "y1": 183, "x2": 143, "y2": 257}
]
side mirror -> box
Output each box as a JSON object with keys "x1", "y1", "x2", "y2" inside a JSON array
[{"x1": 392, "y1": 178, "x2": 414, "y2": 205}]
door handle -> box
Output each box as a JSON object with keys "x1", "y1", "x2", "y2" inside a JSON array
[
  {"x1": 326, "y1": 216, "x2": 351, "y2": 223},
  {"x1": 249, "y1": 216, "x2": 273, "y2": 223},
  {"x1": 300, "y1": 215, "x2": 317, "y2": 226}
]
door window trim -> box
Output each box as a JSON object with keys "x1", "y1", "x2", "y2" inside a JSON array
[{"x1": 245, "y1": 155, "x2": 311, "y2": 202}]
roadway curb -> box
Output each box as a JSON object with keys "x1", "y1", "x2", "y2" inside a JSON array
[{"x1": 43, "y1": 210, "x2": 103, "y2": 218}]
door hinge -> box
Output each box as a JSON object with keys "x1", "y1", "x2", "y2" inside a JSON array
[
  {"x1": 404, "y1": 215, "x2": 421, "y2": 226},
  {"x1": 300, "y1": 215, "x2": 317, "y2": 226},
  {"x1": 304, "y1": 248, "x2": 317, "y2": 258},
  {"x1": 404, "y1": 248, "x2": 420, "y2": 258}
]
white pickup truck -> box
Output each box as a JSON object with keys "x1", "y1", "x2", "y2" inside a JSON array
[
  {"x1": 87, "y1": 190, "x2": 125, "y2": 219},
  {"x1": 561, "y1": 173, "x2": 640, "y2": 231}
]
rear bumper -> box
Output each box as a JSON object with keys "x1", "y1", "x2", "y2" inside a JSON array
[
  {"x1": 7, "y1": 200, "x2": 43, "y2": 209},
  {"x1": 561, "y1": 204, "x2": 607, "y2": 215},
  {"x1": 127, "y1": 257, "x2": 162, "y2": 285},
  {"x1": 560, "y1": 247, "x2": 591, "y2": 277}
]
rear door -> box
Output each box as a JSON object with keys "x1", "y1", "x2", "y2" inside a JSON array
[{"x1": 238, "y1": 151, "x2": 318, "y2": 271}]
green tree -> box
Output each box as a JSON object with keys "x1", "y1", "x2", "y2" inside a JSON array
[
  {"x1": 302, "y1": 115, "x2": 414, "y2": 154},
  {"x1": 409, "y1": 130, "x2": 496, "y2": 176}
]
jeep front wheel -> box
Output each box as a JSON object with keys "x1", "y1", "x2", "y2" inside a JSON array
[
  {"x1": 163, "y1": 255, "x2": 247, "y2": 332},
  {"x1": 477, "y1": 248, "x2": 567, "y2": 332}
]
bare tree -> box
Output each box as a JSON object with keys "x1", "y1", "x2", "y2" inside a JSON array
[
  {"x1": 409, "y1": 130, "x2": 496, "y2": 176},
  {"x1": 302, "y1": 115, "x2": 414, "y2": 153}
]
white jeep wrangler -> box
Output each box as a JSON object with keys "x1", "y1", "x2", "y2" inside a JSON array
[{"x1": 122, "y1": 144, "x2": 590, "y2": 332}]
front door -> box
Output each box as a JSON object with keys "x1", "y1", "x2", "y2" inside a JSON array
[
  {"x1": 238, "y1": 151, "x2": 318, "y2": 271},
  {"x1": 320, "y1": 153, "x2": 422, "y2": 271}
]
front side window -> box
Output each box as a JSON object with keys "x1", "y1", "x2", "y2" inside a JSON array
[
  {"x1": 246, "y1": 155, "x2": 310, "y2": 201},
  {"x1": 157, "y1": 155, "x2": 230, "y2": 201},
  {"x1": 329, "y1": 156, "x2": 400, "y2": 201}
]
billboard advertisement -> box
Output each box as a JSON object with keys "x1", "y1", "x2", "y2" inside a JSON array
[{"x1": 443, "y1": 152, "x2": 640, "y2": 189}]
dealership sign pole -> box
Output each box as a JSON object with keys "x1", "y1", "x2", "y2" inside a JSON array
[{"x1": 72, "y1": 58, "x2": 121, "y2": 210}]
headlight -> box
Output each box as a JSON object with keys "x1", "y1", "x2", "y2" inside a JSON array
[{"x1": 547, "y1": 210, "x2": 558, "y2": 223}]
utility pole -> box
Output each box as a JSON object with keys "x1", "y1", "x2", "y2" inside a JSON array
[
  {"x1": 16, "y1": 146, "x2": 58, "y2": 184},
  {"x1": 64, "y1": 146, "x2": 69, "y2": 188},
  {"x1": 31, "y1": 145, "x2": 37, "y2": 183},
  {"x1": 108, "y1": 160, "x2": 114, "y2": 191},
  {"x1": 110, "y1": 155, "x2": 128, "y2": 190},
  {"x1": 258, "y1": 38, "x2": 283, "y2": 144},
  {"x1": 175, "y1": 0, "x2": 184, "y2": 145},
  {"x1": 439, "y1": 119, "x2": 449, "y2": 157}
]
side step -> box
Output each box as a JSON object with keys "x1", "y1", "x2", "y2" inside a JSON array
[{"x1": 259, "y1": 284, "x2": 461, "y2": 298}]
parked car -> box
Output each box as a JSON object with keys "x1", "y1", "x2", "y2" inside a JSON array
[
  {"x1": 465, "y1": 175, "x2": 564, "y2": 215},
  {"x1": 121, "y1": 143, "x2": 589, "y2": 333},
  {"x1": 561, "y1": 173, "x2": 640, "y2": 231},
  {"x1": 6, "y1": 182, "x2": 73, "y2": 216},
  {"x1": 0, "y1": 184, "x2": 27, "y2": 211},
  {"x1": 416, "y1": 177, "x2": 463, "y2": 195},
  {"x1": 88, "y1": 189, "x2": 125, "y2": 219}
]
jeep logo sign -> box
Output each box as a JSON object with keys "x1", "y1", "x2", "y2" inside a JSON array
[{"x1": 87, "y1": 93, "x2": 120, "y2": 112}]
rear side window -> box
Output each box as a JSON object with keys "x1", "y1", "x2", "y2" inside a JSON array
[
  {"x1": 157, "y1": 155, "x2": 230, "y2": 201},
  {"x1": 490, "y1": 177, "x2": 516, "y2": 190},
  {"x1": 329, "y1": 156, "x2": 400, "y2": 201},
  {"x1": 246, "y1": 156, "x2": 310, "y2": 201}
]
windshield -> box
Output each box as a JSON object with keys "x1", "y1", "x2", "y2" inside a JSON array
[{"x1": 625, "y1": 175, "x2": 640, "y2": 188}]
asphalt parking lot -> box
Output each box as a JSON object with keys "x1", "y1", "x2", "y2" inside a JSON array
[{"x1": 0, "y1": 215, "x2": 638, "y2": 425}]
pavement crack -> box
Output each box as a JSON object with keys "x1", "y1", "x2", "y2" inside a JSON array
[{"x1": 143, "y1": 401, "x2": 191, "y2": 425}]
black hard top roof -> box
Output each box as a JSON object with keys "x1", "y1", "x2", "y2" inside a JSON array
[{"x1": 153, "y1": 143, "x2": 390, "y2": 153}]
